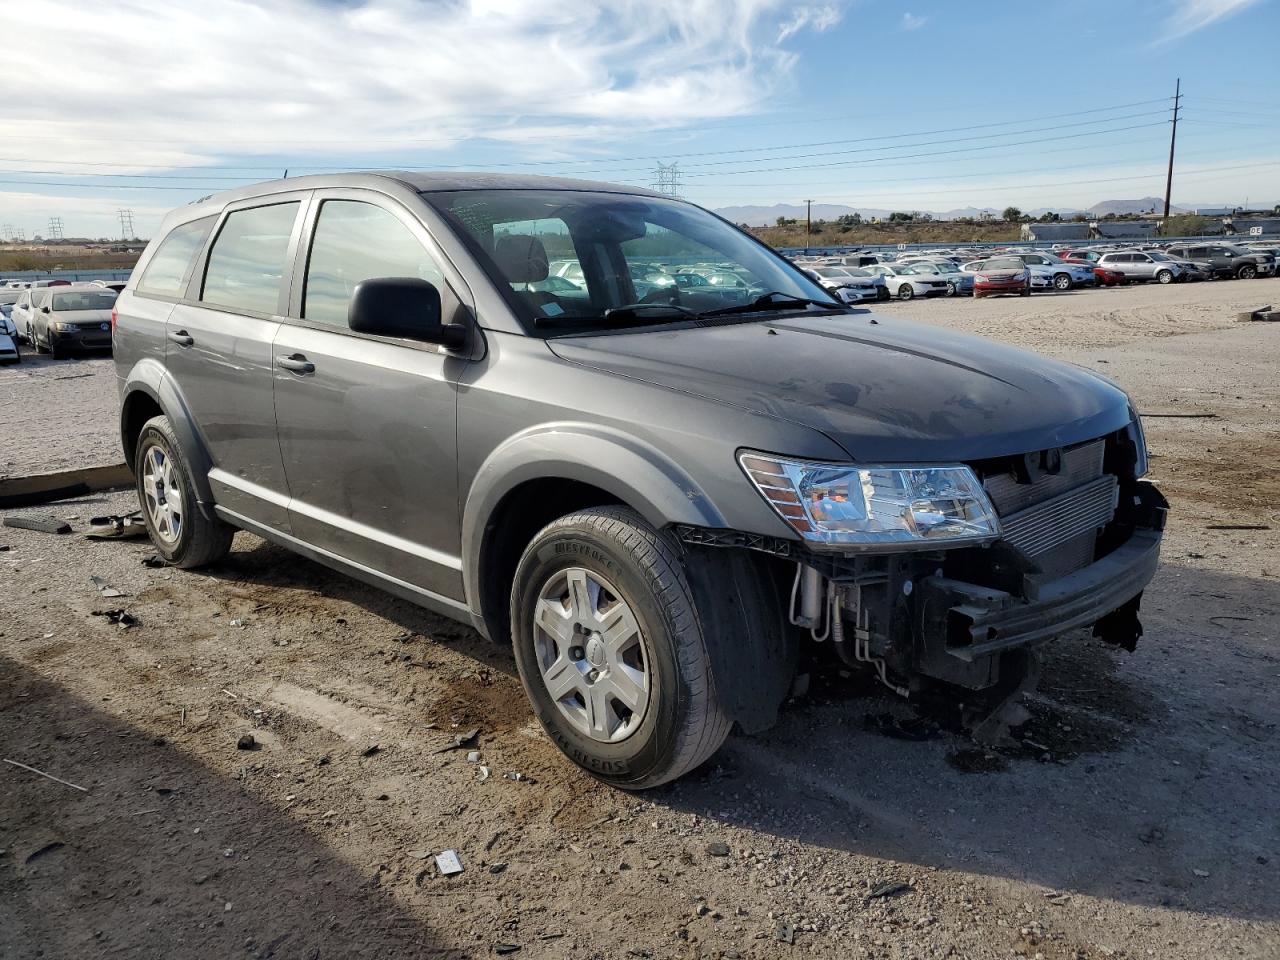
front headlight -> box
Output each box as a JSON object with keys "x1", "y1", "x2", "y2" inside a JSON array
[
  {"x1": 739, "y1": 453, "x2": 1001, "y2": 550},
  {"x1": 1129, "y1": 408, "x2": 1148, "y2": 478},
  {"x1": 50, "y1": 320, "x2": 75, "y2": 332}
]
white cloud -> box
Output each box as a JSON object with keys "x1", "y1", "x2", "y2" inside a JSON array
[
  {"x1": 901, "y1": 11, "x2": 927, "y2": 30},
  {"x1": 777, "y1": 4, "x2": 843, "y2": 42},
  {"x1": 0, "y1": 0, "x2": 847, "y2": 168},
  {"x1": 1159, "y1": 0, "x2": 1259, "y2": 41}
]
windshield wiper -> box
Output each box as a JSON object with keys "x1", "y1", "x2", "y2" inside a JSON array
[
  {"x1": 532, "y1": 302, "x2": 698, "y2": 330},
  {"x1": 696, "y1": 291, "x2": 846, "y2": 319}
]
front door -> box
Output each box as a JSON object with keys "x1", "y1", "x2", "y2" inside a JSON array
[
  {"x1": 271, "y1": 194, "x2": 468, "y2": 602},
  {"x1": 166, "y1": 196, "x2": 308, "y2": 530}
]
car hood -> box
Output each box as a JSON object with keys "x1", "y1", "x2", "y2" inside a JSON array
[{"x1": 549, "y1": 314, "x2": 1132, "y2": 462}]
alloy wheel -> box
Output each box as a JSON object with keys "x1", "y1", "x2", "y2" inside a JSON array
[
  {"x1": 140, "y1": 443, "x2": 184, "y2": 545},
  {"x1": 532, "y1": 566, "x2": 650, "y2": 743}
]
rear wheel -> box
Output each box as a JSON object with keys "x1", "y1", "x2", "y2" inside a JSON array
[
  {"x1": 1053, "y1": 273, "x2": 1072, "y2": 291},
  {"x1": 1156, "y1": 269, "x2": 1174, "y2": 284},
  {"x1": 1237, "y1": 264, "x2": 1257, "y2": 280},
  {"x1": 897, "y1": 284, "x2": 915, "y2": 301},
  {"x1": 510, "y1": 507, "x2": 731, "y2": 789},
  {"x1": 134, "y1": 415, "x2": 234, "y2": 569}
]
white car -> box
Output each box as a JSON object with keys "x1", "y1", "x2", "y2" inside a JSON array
[
  {"x1": 866, "y1": 263, "x2": 951, "y2": 300},
  {"x1": 0, "y1": 312, "x2": 20, "y2": 364},
  {"x1": 803, "y1": 266, "x2": 885, "y2": 303}
]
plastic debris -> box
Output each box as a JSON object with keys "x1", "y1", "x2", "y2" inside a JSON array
[
  {"x1": 434, "y1": 728, "x2": 480, "y2": 753},
  {"x1": 435, "y1": 850, "x2": 463, "y2": 876},
  {"x1": 3, "y1": 515, "x2": 71, "y2": 535},
  {"x1": 89, "y1": 575, "x2": 126, "y2": 598},
  {"x1": 91, "y1": 609, "x2": 138, "y2": 629}
]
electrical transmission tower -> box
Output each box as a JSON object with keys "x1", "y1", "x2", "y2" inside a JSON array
[
  {"x1": 1, "y1": 224, "x2": 14, "y2": 242},
  {"x1": 118, "y1": 209, "x2": 136, "y2": 240},
  {"x1": 650, "y1": 162, "x2": 683, "y2": 198},
  {"x1": 47, "y1": 217, "x2": 65, "y2": 240}
]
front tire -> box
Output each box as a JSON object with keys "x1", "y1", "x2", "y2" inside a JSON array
[
  {"x1": 510, "y1": 507, "x2": 731, "y2": 789},
  {"x1": 1237, "y1": 264, "x2": 1257, "y2": 280},
  {"x1": 1156, "y1": 269, "x2": 1174, "y2": 284},
  {"x1": 134, "y1": 415, "x2": 234, "y2": 569},
  {"x1": 897, "y1": 284, "x2": 915, "y2": 301},
  {"x1": 1053, "y1": 273, "x2": 1072, "y2": 291},
  {"x1": 945, "y1": 281, "x2": 957, "y2": 297}
]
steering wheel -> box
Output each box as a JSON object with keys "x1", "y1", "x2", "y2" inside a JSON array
[{"x1": 639, "y1": 284, "x2": 683, "y2": 306}]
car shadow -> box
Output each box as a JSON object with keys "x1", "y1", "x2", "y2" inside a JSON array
[
  {"x1": 193, "y1": 537, "x2": 1279, "y2": 921},
  {"x1": 0, "y1": 656, "x2": 459, "y2": 958}
]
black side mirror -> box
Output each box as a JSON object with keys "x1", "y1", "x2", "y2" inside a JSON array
[
  {"x1": 40, "y1": 305, "x2": 50, "y2": 313},
  {"x1": 348, "y1": 278, "x2": 466, "y2": 350}
]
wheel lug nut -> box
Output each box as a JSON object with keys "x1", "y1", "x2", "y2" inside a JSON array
[
  {"x1": 570, "y1": 646, "x2": 585, "y2": 661},
  {"x1": 587, "y1": 668, "x2": 600, "y2": 682}
]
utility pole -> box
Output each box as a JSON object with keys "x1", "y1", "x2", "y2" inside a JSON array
[
  {"x1": 805, "y1": 199, "x2": 812, "y2": 237},
  {"x1": 1161, "y1": 78, "x2": 1182, "y2": 232}
]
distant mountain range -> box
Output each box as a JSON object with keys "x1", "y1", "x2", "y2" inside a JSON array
[{"x1": 715, "y1": 197, "x2": 1220, "y2": 226}]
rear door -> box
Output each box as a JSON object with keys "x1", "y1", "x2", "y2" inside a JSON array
[
  {"x1": 166, "y1": 194, "x2": 309, "y2": 531},
  {"x1": 271, "y1": 191, "x2": 471, "y2": 602}
]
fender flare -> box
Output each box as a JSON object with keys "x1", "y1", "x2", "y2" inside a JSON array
[
  {"x1": 461, "y1": 423, "x2": 728, "y2": 630},
  {"x1": 120, "y1": 358, "x2": 218, "y2": 517}
]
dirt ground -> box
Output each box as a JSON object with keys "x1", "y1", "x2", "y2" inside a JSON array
[{"x1": 1, "y1": 279, "x2": 1278, "y2": 959}]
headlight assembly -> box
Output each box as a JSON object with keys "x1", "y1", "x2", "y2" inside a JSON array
[{"x1": 740, "y1": 453, "x2": 1001, "y2": 550}]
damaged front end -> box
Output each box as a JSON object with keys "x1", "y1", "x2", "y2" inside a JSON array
[{"x1": 682, "y1": 423, "x2": 1167, "y2": 707}]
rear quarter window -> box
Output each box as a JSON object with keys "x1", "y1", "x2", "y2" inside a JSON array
[{"x1": 137, "y1": 217, "x2": 217, "y2": 297}]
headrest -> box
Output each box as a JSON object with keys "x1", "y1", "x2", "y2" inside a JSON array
[{"x1": 493, "y1": 234, "x2": 549, "y2": 283}]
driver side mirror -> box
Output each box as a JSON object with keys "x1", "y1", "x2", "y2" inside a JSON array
[
  {"x1": 348, "y1": 278, "x2": 466, "y2": 350},
  {"x1": 40, "y1": 305, "x2": 50, "y2": 313}
]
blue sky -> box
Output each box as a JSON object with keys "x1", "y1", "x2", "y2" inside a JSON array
[{"x1": 1, "y1": 0, "x2": 1277, "y2": 238}]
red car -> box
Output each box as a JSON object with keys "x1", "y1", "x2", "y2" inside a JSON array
[
  {"x1": 1059, "y1": 255, "x2": 1125, "y2": 286},
  {"x1": 972, "y1": 257, "x2": 1032, "y2": 298}
]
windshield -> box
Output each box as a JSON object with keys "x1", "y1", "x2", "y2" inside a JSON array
[
  {"x1": 426, "y1": 189, "x2": 838, "y2": 332},
  {"x1": 51, "y1": 291, "x2": 117, "y2": 311}
]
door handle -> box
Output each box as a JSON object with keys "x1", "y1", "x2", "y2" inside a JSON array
[
  {"x1": 168, "y1": 330, "x2": 194, "y2": 347},
  {"x1": 277, "y1": 354, "x2": 315, "y2": 374}
]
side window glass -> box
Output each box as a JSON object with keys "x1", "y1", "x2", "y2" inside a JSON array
[
  {"x1": 137, "y1": 217, "x2": 216, "y2": 297},
  {"x1": 303, "y1": 200, "x2": 444, "y2": 327},
  {"x1": 201, "y1": 202, "x2": 300, "y2": 314}
]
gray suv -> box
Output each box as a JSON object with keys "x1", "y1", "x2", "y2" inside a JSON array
[{"x1": 114, "y1": 173, "x2": 1166, "y2": 787}]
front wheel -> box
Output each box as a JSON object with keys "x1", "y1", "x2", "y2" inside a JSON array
[
  {"x1": 945, "y1": 281, "x2": 957, "y2": 297},
  {"x1": 1156, "y1": 269, "x2": 1174, "y2": 284},
  {"x1": 897, "y1": 284, "x2": 915, "y2": 301},
  {"x1": 510, "y1": 507, "x2": 731, "y2": 789},
  {"x1": 1053, "y1": 273, "x2": 1072, "y2": 291},
  {"x1": 134, "y1": 415, "x2": 235, "y2": 568},
  {"x1": 1020, "y1": 283, "x2": 1032, "y2": 297},
  {"x1": 1237, "y1": 264, "x2": 1257, "y2": 280}
]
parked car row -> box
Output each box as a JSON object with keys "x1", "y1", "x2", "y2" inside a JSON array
[
  {"x1": 4, "y1": 282, "x2": 118, "y2": 358},
  {"x1": 787, "y1": 238, "x2": 1277, "y2": 302}
]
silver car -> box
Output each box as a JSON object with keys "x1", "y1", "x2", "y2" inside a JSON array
[
  {"x1": 29, "y1": 285, "x2": 117, "y2": 357},
  {"x1": 1095, "y1": 251, "x2": 1183, "y2": 284}
]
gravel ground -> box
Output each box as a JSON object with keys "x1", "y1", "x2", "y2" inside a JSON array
[{"x1": 1, "y1": 278, "x2": 1278, "y2": 959}]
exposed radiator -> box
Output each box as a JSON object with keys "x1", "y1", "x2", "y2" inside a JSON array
[{"x1": 999, "y1": 474, "x2": 1119, "y2": 561}]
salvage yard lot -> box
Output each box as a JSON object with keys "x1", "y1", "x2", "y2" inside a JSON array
[{"x1": 2, "y1": 279, "x2": 1278, "y2": 959}]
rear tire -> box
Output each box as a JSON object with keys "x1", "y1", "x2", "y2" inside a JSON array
[
  {"x1": 1237, "y1": 264, "x2": 1257, "y2": 279},
  {"x1": 134, "y1": 415, "x2": 234, "y2": 569},
  {"x1": 510, "y1": 506, "x2": 731, "y2": 789}
]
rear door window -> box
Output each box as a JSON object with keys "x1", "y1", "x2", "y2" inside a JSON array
[
  {"x1": 302, "y1": 200, "x2": 445, "y2": 328},
  {"x1": 201, "y1": 202, "x2": 300, "y2": 315},
  {"x1": 137, "y1": 217, "x2": 216, "y2": 297}
]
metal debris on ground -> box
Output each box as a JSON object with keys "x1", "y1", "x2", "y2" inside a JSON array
[
  {"x1": 3, "y1": 515, "x2": 72, "y2": 534},
  {"x1": 493, "y1": 944, "x2": 521, "y2": 955},
  {"x1": 502, "y1": 771, "x2": 535, "y2": 783},
  {"x1": 361, "y1": 744, "x2": 381, "y2": 757},
  {"x1": 435, "y1": 849, "x2": 464, "y2": 875},
  {"x1": 488, "y1": 862, "x2": 507, "y2": 874},
  {"x1": 91, "y1": 609, "x2": 138, "y2": 629},
  {"x1": 89, "y1": 575, "x2": 125, "y2": 598},
  {"x1": 434, "y1": 727, "x2": 480, "y2": 753},
  {"x1": 1205, "y1": 523, "x2": 1270, "y2": 531}
]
